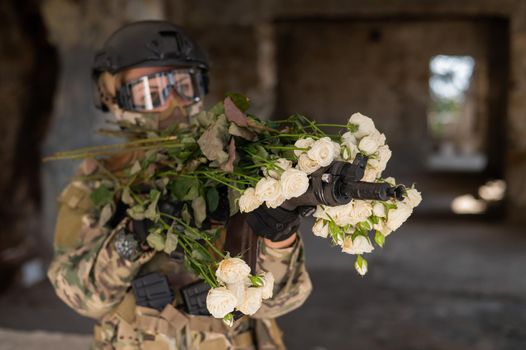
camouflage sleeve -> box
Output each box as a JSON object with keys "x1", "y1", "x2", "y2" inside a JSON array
[
  {"x1": 252, "y1": 233, "x2": 312, "y2": 319},
  {"x1": 47, "y1": 177, "x2": 154, "y2": 319}
]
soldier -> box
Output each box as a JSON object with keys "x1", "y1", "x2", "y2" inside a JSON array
[{"x1": 47, "y1": 21, "x2": 312, "y2": 349}]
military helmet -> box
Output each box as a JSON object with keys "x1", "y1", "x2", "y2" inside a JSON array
[{"x1": 93, "y1": 20, "x2": 209, "y2": 111}]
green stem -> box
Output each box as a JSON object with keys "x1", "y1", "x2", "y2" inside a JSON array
[
  {"x1": 44, "y1": 143, "x2": 185, "y2": 161},
  {"x1": 202, "y1": 173, "x2": 243, "y2": 193},
  {"x1": 316, "y1": 123, "x2": 348, "y2": 128},
  {"x1": 161, "y1": 213, "x2": 226, "y2": 259},
  {"x1": 178, "y1": 237, "x2": 218, "y2": 287}
]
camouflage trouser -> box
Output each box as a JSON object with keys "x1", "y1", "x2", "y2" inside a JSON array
[{"x1": 91, "y1": 292, "x2": 283, "y2": 350}]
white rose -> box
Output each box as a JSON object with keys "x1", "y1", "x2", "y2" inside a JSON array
[
  {"x1": 307, "y1": 137, "x2": 337, "y2": 167},
  {"x1": 384, "y1": 177, "x2": 396, "y2": 186},
  {"x1": 354, "y1": 259, "x2": 368, "y2": 276},
  {"x1": 386, "y1": 202, "x2": 413, "y2": 231},
  {"x1": 342, "y1": 141, "x2": 359, "y2": 161},
  {"x1": 348, "y1": 113, "x2": 377, "y2": 138},
  {"x1": 404, "y1": 188, "x2": 422, "y2": 208},
  {"x1": 341, "y1": 131, "x2": 358, "y2": 146},
  {"x1": 226, "y1": 282, "x2": 246, "y2": 306},
  {"x1": 255, "y1": 177, "x2": 282, "y2": 202},
  {"x1": 294, "y1": 137, "x2": 315, "y2": 157},
  {"x1": 332, "y1": 142, "x2": 342, "y2": 160},
  {"x1": 297, "y1": 153, "x2": 321, "y2": 174},
  {"x1": 312, "y1": 219, "x2": 329, "y2": 238},
  {"x1": 373, "y1": 219, "x2": 393, "y2": 237},
  {"x1": 368, "y1": 145, "x2": 392, "y2": 174},
  {"x1": 206, "y1": 287, "x2": 237, "y2": 318},
  {"x1": 265, "y1": 158, "x2": 292, "y2": 179},
  {"x1": 280, "y1": 168, "x2": 309, "y2": 199},
  {"x1": 216, "y1": 257, "x2": 251, "y2": 284},
  {"x1": 266, "y1": 194, "x2": 286, "y2": 209},
  {"x1": 237, "y1": 287, "x2": 263, "y2": 315},
  {"x1": 321, "y1": 203, "x2": 352, "y2": 226},
  {"x1": 239, "y1": 188, "x2": 263, "y2": 213},
  {"x1": 341, "y1": 131, "x2": 360, "y2": 162},
  {"x1": 373, "y1": 202, "x2": 386, "y2": 217},
  {"x1": 376, "y1": 145, "x2": 392, "y2": 171},
  {"x1": 351, "y1": 201, "x2": 373, "y2": 224},
  {"x1": 358, "y1": 131, "x2": 385, "y2": 155},
  {"x1": 362, "y1": 166, "x2": 380, "y2": 182},
  {"x1": 341, "y1": 235, "x2": 374, "y2": 255},
  {"x1": 261, "y1": 272, "x2": 274, "y2": 300},
  {"x1": 313, "y1": 205, "x2": 331, "y2": 221}
]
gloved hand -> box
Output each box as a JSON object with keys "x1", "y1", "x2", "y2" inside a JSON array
[{"x1": 246, "y1": 205, "x2": 301, "y2": 243}]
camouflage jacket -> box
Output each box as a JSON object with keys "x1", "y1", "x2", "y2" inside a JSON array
[{"x1": 47, "y1": 158, "x2": 312, "y2": 350}]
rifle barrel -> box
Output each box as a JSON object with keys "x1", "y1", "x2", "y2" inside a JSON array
[{"x1": 340, "y1": 181, "x2": 403, "y2": 201}]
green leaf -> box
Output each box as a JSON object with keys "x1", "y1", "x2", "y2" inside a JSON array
[
  {"x1": 164, "y1": 231, "x2": 179, "y2": 255},
  {"x1": 192, "y1": 196, "x2": 207, "y2": 228},
  {"x1": 328, "y1": 221, "x2": 340, "y2": 236},
  {"x1": 192, "y1": 110, "x2": 216, "y2": 128},
  {"x1": 121, "y1": 187, "x2": 134, "y2": 206},
  {"x1": 147, "y1": 231, "x2": 166, "y2": 251},
  {"x1": 228, "y1": 188, "x2": 240, "y2": 216},
  {"x1": 191, "y1": 248, "x2": 211, "y2": 263},
  {"x1": 226, "y1": 92, "x2": 250, "y2": 111},
  {"x1": 127, "y1": 205, "x2": 145, "y2": 220},
  {"x1": 370, "y1": 215, "x2": 380, "y2": 225},
  {"x1": 141, "y1": 150, "x2": 157, "y2": 168},
  {"x1": 171, "y1": 177, "x2": 200, "y2": 201},
  {"x1": 90, "y1": 185, "x2": 114, "y2": 208},
  {"x1": 374, "y1": 230, "x2": 385, "y2": 248},
  {"x1": 328, "y1": 221, "x2": 344, "y2": 243},
  {"x1": 356, "y1": 221, "x2": 371, "y2": 234},
  {"x1": 144, "y1": 189, "x2": 161, "y2": 221},
  {"x1": 223, "y1": 313, "x2": 234, "y2": 327},
  {"x1": 130, "y1": 160, "x2": 141, "y2": 175},
  {"x1": 181, "y1": 204, "x2": 192, "y2": 225},
  {"x1": 356, "y1": 255, "x2": 365, "y2": 268},
  {"x1": 249, "y1": 275, "x2": 264, "y2": 287},
  {"x1": 197, "y1": 114, "x2": 229, "y2": 164},
  {"x1": 206, "y1": 187, "x2": 220, "y2": 212},
  {"x1": 228, "y1": 123, "x2": 257, "y2": 141},
  {"x1": 354, "y1": 255, "x2": 368, "y2": 276},
  {"x1": 383, "y1": 202, "x2": 397, "y2": 211},
  {"x1": 209, "y1": 102, "x2": 225, "y2": 117},
  {"x1": 255, "y1": 145, "x2": 269, "y2": 159}
]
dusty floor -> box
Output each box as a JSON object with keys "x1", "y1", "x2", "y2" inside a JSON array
[{"x1": 0, "y1": 218, "x2": 525, "y2": 349}]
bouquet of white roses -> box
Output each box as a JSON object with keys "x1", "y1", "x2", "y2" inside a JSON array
[{"x1": 48, "y1": 93, "x2": 421, "y2": 323}]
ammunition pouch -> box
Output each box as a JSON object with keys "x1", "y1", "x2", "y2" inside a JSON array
[{"x1": 132, "y1": 272, "x2": 174, "y2": 311}]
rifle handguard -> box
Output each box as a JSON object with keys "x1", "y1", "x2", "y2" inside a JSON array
[{"x1": 281, "y1": 157, "x2": 405, "y2": 211}]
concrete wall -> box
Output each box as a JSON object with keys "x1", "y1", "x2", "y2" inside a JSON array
[{"x1": 274, "y1": 19, "x2": 495, "y2": 175}]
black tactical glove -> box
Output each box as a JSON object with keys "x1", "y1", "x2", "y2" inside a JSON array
[{"x1": 246, "y1": 205, "x2": 301, "y2": 242}]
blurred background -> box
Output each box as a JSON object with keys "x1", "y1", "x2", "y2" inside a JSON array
[{"x1": 1, "y1": 0, "x2": 526, "y2": 349}]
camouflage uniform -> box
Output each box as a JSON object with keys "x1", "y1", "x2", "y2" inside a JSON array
[{"x1": 48, "y1": 157, "x2": 312, "y2": 349}]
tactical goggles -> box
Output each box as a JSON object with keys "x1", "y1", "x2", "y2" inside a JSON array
[{"x1": 116, "y1": 68, "x2": 204, "y2": 112}]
